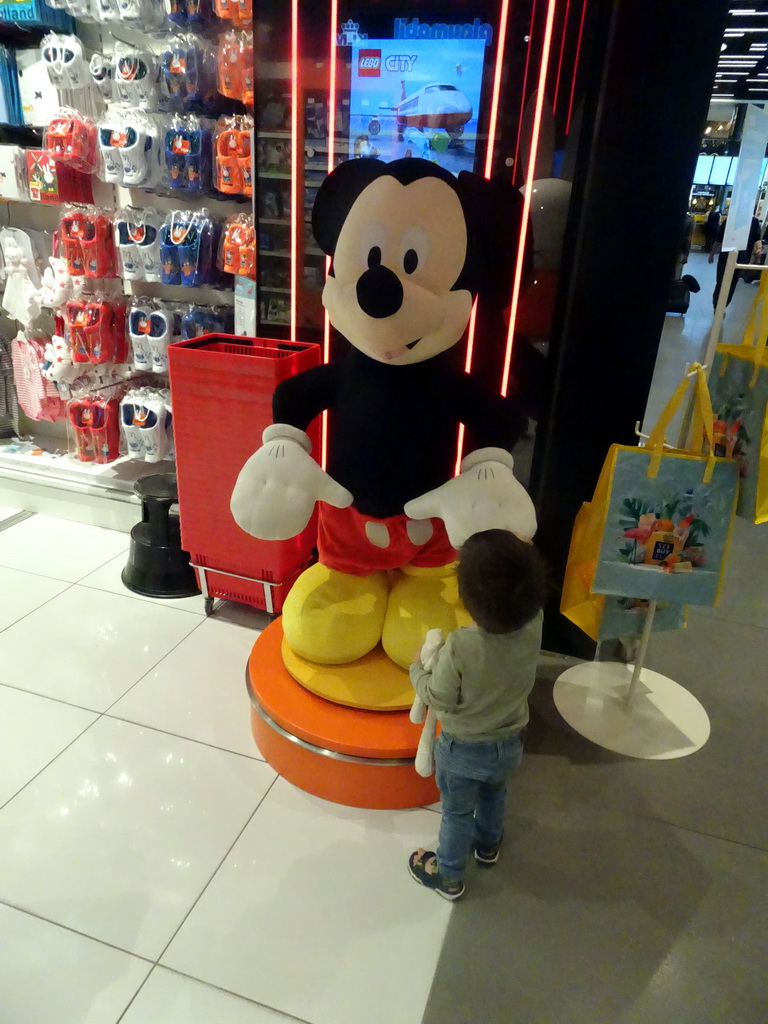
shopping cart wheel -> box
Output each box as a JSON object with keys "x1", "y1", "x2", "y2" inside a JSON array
[{"x1": 204, "y1": 597, "x2": 214, "y2": 616}]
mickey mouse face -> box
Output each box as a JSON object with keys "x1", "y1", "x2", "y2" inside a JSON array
[
  {"x1": 313, "y1": 157, "x2": 529, "y2": 367},
  {"x1": 323, "y1": 173, "x2": 472, "y2": 365}
]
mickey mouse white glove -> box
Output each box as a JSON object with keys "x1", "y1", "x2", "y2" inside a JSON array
[
  {"x1": 230, "y1": 423, "x2": 353, "y2": 541},
  {"x1": 403, "y1": 447, "x2": 537, "y2": 548}
]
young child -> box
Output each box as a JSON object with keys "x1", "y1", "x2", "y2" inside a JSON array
[{"x1": 407, "y1": 528, "x2": 546, "y2": 900}]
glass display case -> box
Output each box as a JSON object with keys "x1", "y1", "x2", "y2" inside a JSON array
[{"x1": 252, "y1": 0, "x2": 595, "y2": 429}]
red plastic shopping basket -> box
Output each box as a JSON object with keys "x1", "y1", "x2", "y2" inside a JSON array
[{"x1": 168, "y1": 334, "x2": 322, "y2": 611}]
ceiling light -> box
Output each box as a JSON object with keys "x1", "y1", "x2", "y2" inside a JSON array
[{"x1": 705, "y1": 126, "x2": 712, "y2": 133}]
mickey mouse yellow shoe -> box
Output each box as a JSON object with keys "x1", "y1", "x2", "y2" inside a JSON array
[
  {"x1": 381, "y1": 562, "x2": 471, "y2": 669},
  {"x1": 281, "y1": 562, "x2": 389, "y2": 665}
]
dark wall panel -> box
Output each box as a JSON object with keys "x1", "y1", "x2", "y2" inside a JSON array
[{"x1": 531, "y1": 0, "x2": 731, "y2": 656}]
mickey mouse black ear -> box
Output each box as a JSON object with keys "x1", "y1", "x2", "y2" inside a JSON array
[
  {"x1": 311, "y1": 158, "x2": 388, "y2": 257},
  {"x1": 456, "y1": 171, "x2": 532, "y2": 305}
]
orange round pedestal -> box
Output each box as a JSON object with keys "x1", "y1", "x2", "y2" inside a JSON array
[{"x1": 247, "y1": 620, "x2": 439, "y2": 809}]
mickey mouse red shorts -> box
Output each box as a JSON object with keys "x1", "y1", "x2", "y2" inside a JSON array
[{"x1": 317, "y1": 504, "x2": 456, "y2": 576}]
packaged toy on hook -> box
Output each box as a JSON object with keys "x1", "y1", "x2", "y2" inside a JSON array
[
  {"x1": 89, "y1": 54, "x2": 113, "y2": 100},
  {"x1": 167, "y1": 0, "x2": 212, "y2": 29},
  {"x1": 221, "y1": 213, "x2": 255, "y2": 280},
  {"x1": 217, "y1": 30, "x2": 253, "y2": 105},
  {"x1": 113, "y1": 45, "x2": 159, "y2": 110},
  {"x1": 159, "y1": 209, "x2": 221, "y2": 287},
  {"x1": 180, "y1": 303, "x2": 232, "y2": 338},
  {"x1": 68, "y1": 392, "x2": 122, "y2": 463},
  {"x1": 128, "y1": 297, "x2": 180, "y2": 372},
  {"x1": 41, "y1": 34, "x2": 90, "y2": 90},
  {"x1": 214, "y1": 114, "x2": 252, "y2": 196},
  {"x1": 97, "y1": 112, "x2": 160, "y2": 189},
  {"x1": 115, "y1": 208, "x2": 163, "y2": 282},
  {"x1": 44, "y1": 110, "x2": 98, "y2": 173},
  {"x1": 94, "y1": 0, "x2": 118, "y2": 22},
  {"x1": 214, "y1": 0, "x2": 250, "y2": 28},
  {"x1": 114, "y1": 0, "x2": 165, "y2": 28},
  {"x1": 120, "y1": 385, "x2": 173, "y2": 462},
  {"x1": 164, "y1": 115, "x2": 213, "y2": 193},
  {"x1": 64, "y1": 296, "x2": 128, "y2": 364},
  {"x1": 160, "y1": 35, "x2": 217, "y2": 114},
  {"x1": 60, "y1": 206, "x2": 116, "y2": 279}
]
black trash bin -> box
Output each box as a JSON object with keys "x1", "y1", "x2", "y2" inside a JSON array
[{"x1": 122, "y1": 473, "x2": 200, "y2": 599}]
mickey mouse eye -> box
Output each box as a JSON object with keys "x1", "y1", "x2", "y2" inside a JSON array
[
  {"x1": 399, "y1": 227, "x2": 429, "y2": 276},
  {"x1": 367, "y1": 246, "x2": 382, "y2": 269}
]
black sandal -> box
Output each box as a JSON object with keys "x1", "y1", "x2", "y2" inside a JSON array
[{"x1": 407, "y1": 849, "x2": 465, "y2": 901}]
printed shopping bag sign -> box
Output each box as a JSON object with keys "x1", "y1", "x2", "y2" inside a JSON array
[
  {"x1": 560, "y1": 499, "x2": 689, "y2": 641},
  {"x1": 708, "y1": 272, "x2": 768, "y2": 525},
  {"x1": 592, "y1": 448, "x2": 738, "y2": 605},
  {"x1": 709, "y1": 346, "x2": 768, "y2": 523},
  {"x1": 567, "y1": 365, "x2": 740, "y2": 612}
]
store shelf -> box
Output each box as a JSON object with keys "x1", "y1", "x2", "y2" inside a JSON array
[
  {"x1": 258, "y1": 131, "x2": 292, "y2": 138},
  {"x1": 259, "y1": 172, "x2": 292, "y2": 180},
  {"x1": 0, "y1": 439, "x2": 174, "y2": 530},
  {"x1": 261, "y1": 251, "x2": 292, "y2": 258},
  {"x1": 260, "y1": 286, "x2": 291, "y2": 293},
  {"x1": 259, "y1": 218, "x2": 291, "y2": 225}
]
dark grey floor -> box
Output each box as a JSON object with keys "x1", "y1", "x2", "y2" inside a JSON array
[{"x1": 422, "y1": 516, "x2": 768, "y2": 1024}]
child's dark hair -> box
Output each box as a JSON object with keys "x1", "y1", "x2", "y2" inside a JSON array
[{"x1": 457, "y1": 529, "x2": 547, "y2": 634}]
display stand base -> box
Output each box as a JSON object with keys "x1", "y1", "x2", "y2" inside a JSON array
[
  {"x1": 246, "y1": 620, "x2": 439, "y2": 808},
  {"x1": 553, "y1": 661, "x2": 710, "y2": 759}
]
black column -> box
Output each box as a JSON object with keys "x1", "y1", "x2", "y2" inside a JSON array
[{"x1": 530, "y1": 0, "x2": 731, "y2": 657}]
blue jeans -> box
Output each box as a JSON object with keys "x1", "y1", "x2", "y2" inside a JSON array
[{"x1": 434, "y1": 730, "x2": 525, "y2": 882}]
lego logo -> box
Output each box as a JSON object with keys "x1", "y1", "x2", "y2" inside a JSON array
[{"x1": 358, "y1": 49, "x2": 381, "y2": 76}]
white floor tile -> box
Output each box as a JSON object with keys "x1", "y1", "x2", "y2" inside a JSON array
[
  {"x1": 109, "y1": 618, "x2": 262, "y2": 758},
  {"x1": 0, "y1": 717, "x2": 277, "y2": 959},
  {"x1": 79, "y1": 553, "x2": 207, "y2": 615},
  {"x1": 161, "y1": 778, "x2": 452, "y2": 1024},
  {"x1": 120, "y1": 967, "x2": 300, "y2": 1024},
  {"x1": 0, "y1": 904, "x2": 151, "y2": 1024},
  {"x1": 0, "y1": 586, "x2": 201, "y2": 711},
  {"x1": 0, "y1": 514, "x2": 128, "y2": 582},
  {"x1": 0, "y1": 685, "x2": 97, "y2": 806},
  {"x1": 0, "y1": 565, "x2": 70, "y2": 633}
]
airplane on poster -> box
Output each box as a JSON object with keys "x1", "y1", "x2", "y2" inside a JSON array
[{"x1": 373, "y1": 80, "x2": 473, "y2": 139}]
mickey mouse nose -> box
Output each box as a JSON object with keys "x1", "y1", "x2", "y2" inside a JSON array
[{"x1": 356, "y1": 264, "x2": 404, "y2": 319}]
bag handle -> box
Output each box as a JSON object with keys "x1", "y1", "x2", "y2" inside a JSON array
[{"x1": 645, "y1": 363, "x2": 717, "y2": 483}]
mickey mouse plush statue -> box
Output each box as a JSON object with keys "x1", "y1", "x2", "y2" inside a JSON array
[{"x1": 232, "y1": 157, "x2": 537, "y2": 670}]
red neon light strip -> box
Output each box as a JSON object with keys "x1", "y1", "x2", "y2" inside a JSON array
[
  {"x1": 454, "y1": 423, "x2": 466, "y2": 478},
  {"x1": 483, "y1": 0, "x2": 511, "y2": 180},
  {"x1": 552, "y1": 0, "x2": 571, "y2": 113},
  {"x1": 457, "y1": 3, "x2": 510, "y2": 471},
  {"x1": 566, "y1": 0, "x2": 588, "y2": 133},
  {"x1": 512, "y1": 0, "x2": 539, "y2": 181},
  {"x1": 464, "y1": 0, "x2": 510, "y2": 375},
  {"x1": 321, "y1": 0, "x2": 338, "y2": 470},
  {"x1": 501, "y1": 0, "x2": 558, "y2": 398},
  {"x1": 325, "y1": 0, "x2": 338, "y2": 365},
  {"x1": 290, "y1": 0, "x2": 299, "y2": 342}
]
